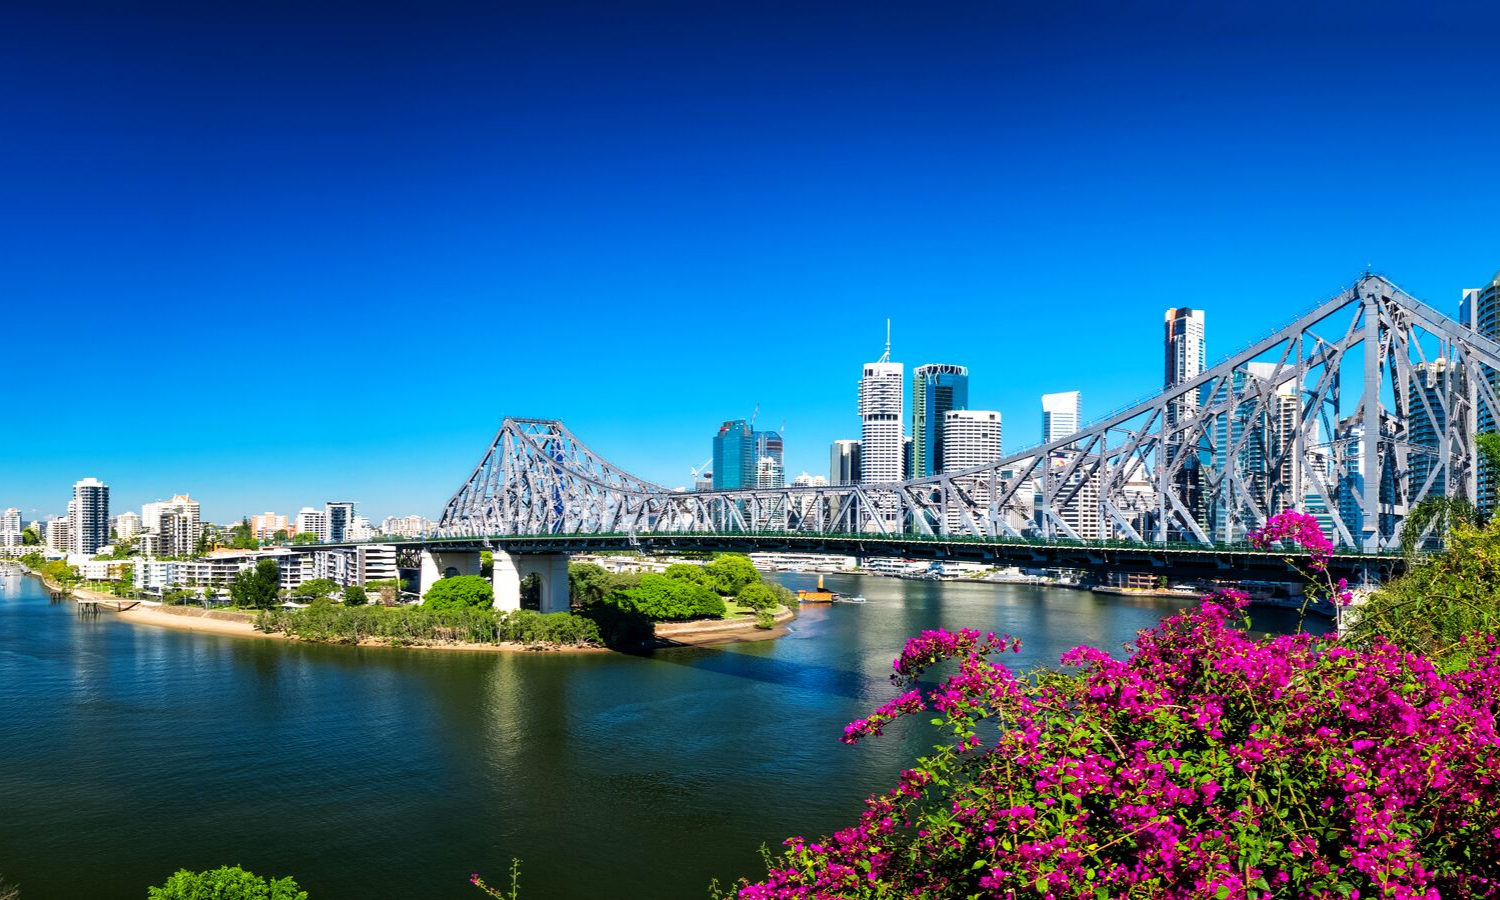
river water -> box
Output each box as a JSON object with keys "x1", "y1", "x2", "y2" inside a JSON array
[{"x1": 0, "y1": 570, "x2": 1323, "y2": 899}]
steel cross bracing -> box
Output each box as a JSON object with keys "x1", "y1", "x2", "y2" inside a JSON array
[{"x1": 437, "y1": 276, "x2": 1500, "y2": 552}]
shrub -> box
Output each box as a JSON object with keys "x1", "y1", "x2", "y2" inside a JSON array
[
  {"x1": 423, "y1": 575, "x2": 494, "y2": 610},
  {"x1": 616, "y1": 574, "x2": 725, "y2": 621},
  {"x1": 342, "y1": 585, "x2": 368, "y2": 606},
  {"x1": 735, "y1": 582, "x2": 780, "y2": 611},
  {"x1": 147, "y1": 866, "x2": 306, "y2": 900},
  {"x1": 663, "y1": 563, "x2": 712, "y2": 586},
  {"x1": 754, "y1": 609, "x2": 776, "y2": 630},
  {"x1": 254, "y1": 605, "x2": 599, "y2": 648}
]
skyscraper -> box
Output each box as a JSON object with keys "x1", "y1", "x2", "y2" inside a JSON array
[
  {"x1": 941, "y1": 410, "x2": 1002, "y2": 472},
  {"x1": 829, "y1": 440, "x2": 861, "y2": 485},
  {"x1": 1463, "y1": 270, "x2": 1500, "y2": 513},
  {"x1": 1407, "y1": 359, "x2": 1454, "y2": 508},
  {"x1": 912, "y1": 364, "x2": 969, "y2": 478},
  {"x1": 1041, "y1": 391, "x2": 1081, "y2": 442},
  {"x1": 712, "y1": 420, "x2": 754, "y2": 490},
  {"x1": 70, "y1": 477, "x2": 110, "y2": 556},
  {"x1": 326, "y1": 501, "x2": 356, "y2": 543},
  {"x1": 1164, "y1": 308, "x2": 1206, "y2": 426},
  {"x1": 754, "y1": 430, "x2": 784, "y2": 489},
  {"x1": 860, "y1": 338, "x2": 904, "y2": 528}
]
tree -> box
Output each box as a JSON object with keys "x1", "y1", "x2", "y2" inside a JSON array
[
  {"x1": 272, "y1": 529, "x2": 289, "y2": 545},
  {"x1": 705, "y1": 553, "x2": 759, "y2": 595},
  {"x1": 480, "y1": 550, "x2": 494, "y2": 578},
  {"x1": 291, "y1": 532, "x2": 321, "y2": 545},
  {"x1": 228, "y1": 559, "x2": 282, "y2": 609},
  {"x1": 342, "y1": 584, "x2": 368, "y2": 606},
  {"x1": 147, "y1": 865, "x2": 306, "y2": 900},
  {"x1": 291, "y1": 578, "x2": 339, "y2": 600},
  {"x1": 617, "y1": 574, "x2": 725, "y2": 621},
  {"x1": 662, "y1": 563, "x2": 712, "y2": 586},
  {"x1": 423, "y1": 574, "x2": 494, "y2": 610},
  {"x1": 366, "y1": 578, "x2": 404, "y2": 606},
  {"x1": 229, "y1": 518, "x2": 258, "y2": 550},
  {"x1": 20, "y1": 527, "x2": 38, "y2": 546},
  {"x1": 734, "y1": 581, "x2": 780, "y2": 611}
]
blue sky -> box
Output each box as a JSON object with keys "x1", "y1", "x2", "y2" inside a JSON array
[{"x1": 1, "y1": 0, "x2": 1497, "y2": 523}]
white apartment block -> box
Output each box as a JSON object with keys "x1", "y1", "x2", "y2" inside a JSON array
[
  {"x1": 141, "y1": 495, "x2": 202, "y2": 558},
  {"x1": 859, "y1": 355, "x2": 904, "y2": 529},
  {"x1": 295, "y1": 508, "x2": 328, "y2": 541},
  {"x1": 0, "y1": 508, "x2": 21, "y2": 547},
  {"x1": 114, "y1": 511, "x2": 141, "y2": 541},
  {"x1": 942, "y1": 410, "x2": 1002, "y2": 472},
  {"x1": 382, "y1": 515, "x2": 432, "y2": 537},
  {"x1": 47, "y1": 516, "x2": 71, "y2": 552}
]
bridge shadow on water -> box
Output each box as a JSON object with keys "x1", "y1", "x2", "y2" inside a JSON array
[{"x1": 638, "y1": 642, "x2": 888, "y2": 702}]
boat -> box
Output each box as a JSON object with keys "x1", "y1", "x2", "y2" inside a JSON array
[
  {"x1": 837, "y1": 595, "x2": 868, "y2": 604},
  {"x1": 796, "y1": 574, "x2": 838, "y2": 604}
]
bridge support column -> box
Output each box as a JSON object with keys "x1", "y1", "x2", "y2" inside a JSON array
[
  {"x1": 418, "y1": 549, "x2": 482, "y2": 597},
  {"x1": 491, "y1": 550, "x2": 571, "y2": 613}
]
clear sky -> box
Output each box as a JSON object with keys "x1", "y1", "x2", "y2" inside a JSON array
[{"x1": 2, "y1": 0, "x2": 1497, "y2": 523}]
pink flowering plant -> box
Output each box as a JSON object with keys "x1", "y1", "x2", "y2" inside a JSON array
[
  {"x1": 732, "y1": 566, "x2": 1500, "y2": 896},
  {"x1": 1248, "y1": 509, "x2": 1356, "y2": 628}
]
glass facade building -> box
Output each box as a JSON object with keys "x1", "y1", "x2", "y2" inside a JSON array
[
  {"x1": 911, "y1": 364, "x2": 969, "y2": 478},
  {"x1": 713, "y1": 420, "x2": 754, "y2": 490}
]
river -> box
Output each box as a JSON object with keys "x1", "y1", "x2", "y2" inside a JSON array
[{"x1": 0, "y1": 570, "x2": 1324, "y2": 899}]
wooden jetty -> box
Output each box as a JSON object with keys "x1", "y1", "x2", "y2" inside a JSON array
[{"x1": 76, "y1": 598, "x2": 142, "y2": 615}]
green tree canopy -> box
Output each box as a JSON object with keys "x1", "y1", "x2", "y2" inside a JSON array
[
  {"x1": 423, "y1": 574, "x2": 494, "y2": 610},
  {"x1": 662, "y1": 563, "x2": 711, "y2": 586},
  {"x1": 705, "y1": 553, "x2": 759, "y2": 595},
  {"x1": 290, "y1": 532, "x2": 321, "y2": 545},
  {"x1": 734, "y1": 581, "x2": 780, "y2": 611},
  {"x1": 20, "y1": 527, "x2": 38, "y2": 546},
  {"x1": 342, "y1": 584, "x2": 368, "y2": 606},
  {"x1": 228, "y1": 559, "x2": 282, "y2": 609},
  {"x1": 366, "y1": 578, "x2": 404, "y2": 606},
  {"x1": 617, "y1": 574, "x2": 725, "y2": 621},
  {"x1": 291, "y1": 578, "x2": 339, "y2": 600},
  {"x1": 147, "y1": 865, "x2": 307, "y2": 900}
]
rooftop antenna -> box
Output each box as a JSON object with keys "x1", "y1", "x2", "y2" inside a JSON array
[{"x1": 879, "y1": 318, "x2": 891, "y2": 363}]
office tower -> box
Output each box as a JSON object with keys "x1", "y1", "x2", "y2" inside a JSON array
[
  {"x1": 941, "y1": 410, "x2": 1002, "y2": 472},
  {"x1": 326, "y1": 501, "x2": 356, "y2": 543},
  {"x1": 829, "y1": 440, "x2": 861, "y2": 485},
  {"x1": 1041, "y1": 391, "x2": 1081, "y2": 442},
  {"x1": 1407, "y1": 359, "x2": 1454, "y2": 508},
  {"x1": 1164, "y1": 308, "x2": 1206, "y2": 425},
  {"x1": 70, "y1": 477, "x2": 110, "y2": 556},
  {"x1": 754, "y1": 431, "x2": 784, "y2": 481},
  {"x1": 114, "y1": 511, "x2": 141, "y2": 541},
  {"x1": 1037, "y1": 392, "x2": 1097, "y2": 539},
  {"x1": 296, "y1": 507, "x2": 328, "y2": 541},
  {"x1": 755, "y1": 456, "x2": 787, "y2": 529},
  {"x1": 912, "y1": 364, "x2": 969, "y2": 477},
  {"x1": 1463, "y1": 270, "x2": 1500, "y2": 513},
  {"x1": 712, "y1": 420, "x2": 754, "y2": 490},
  {"x1": 860, "y1": 337, "x2": 904, "y2": 529}
]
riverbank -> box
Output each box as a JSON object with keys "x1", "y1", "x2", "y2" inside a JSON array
[{"x1": 653, "y1": 606, "x2": 797, "y2": 646}]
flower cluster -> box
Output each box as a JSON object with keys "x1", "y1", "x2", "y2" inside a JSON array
[
  {"x1": 736, "y1": 595, "x2": 1500, "y2": 899},
  {"x1": 1249, "y1": 509, "x2": 1335, "y2": 571}
]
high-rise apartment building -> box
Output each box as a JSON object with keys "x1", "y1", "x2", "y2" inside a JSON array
[
  {"x1": 1407, "y1": 359, "x2": 1454, "y2": 508},
  {"x1": 326, "y1": 502, "x2": 356, "y2": 543},
  {"x1": 829, "y1": 440, "x2": 861, "y2": 485},
  {"x1": 141, "y1": 495, "x2": 201, "y2": 558},
  {"x1": 860, "y1": 343, "x2": 904, "y2": 528},
  {"x1": 70, "y1": 478, "x2": 110, "y2": 556},
  {"x1": 381, "y1": 515, "x2": 432, "y2": 538},
  {"x1": 712, "y1": 420, "x2": 754, "y2": 490},
  {"x1": 1164, "y1": 308, "x2": 1206, "y2": 425},
  {"x1": 0, "y1": 508, "x2": 21, "y2": 547},
  {"x1": 912, "y1": 364, "x2": 969, "y2": 478},
  {"x1": 1463, "y1": 270, "x2": 1500, "y2": 513},
  {"x1": 941, "y1": 410, "x2": 1002, "y2": 472},
  {"x1": 47, "y1": 517, "x2": 71, "y2": 552},
  {"x1": 114, "y1": 511, "x2": 141, "y2": 541},
  {"x1": 296, "y1": 507, "x2": 328, "y2": 541}
]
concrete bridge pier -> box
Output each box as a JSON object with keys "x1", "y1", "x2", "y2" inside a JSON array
[
  {"x1": 418, "y1": 549, "x2": 482, "y2": 596},
  {"x1": 492, "y1": 550, "x2": 570, "y2": 613}
]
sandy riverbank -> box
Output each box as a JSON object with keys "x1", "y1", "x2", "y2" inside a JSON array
[{"x1": 117, "y1": 603, "x2": 273, "y2": 639}]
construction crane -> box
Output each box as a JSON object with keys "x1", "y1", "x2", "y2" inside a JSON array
[{"x1": 689, "y1": 459, "x2": 712, "y2": 480}]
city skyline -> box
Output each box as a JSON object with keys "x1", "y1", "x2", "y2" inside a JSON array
[{"x1": 2, "y1": 2, "x2": 1499, "y2": 518}]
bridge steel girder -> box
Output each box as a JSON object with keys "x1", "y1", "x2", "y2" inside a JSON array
[{"x1": 435, "y1": 275, "x2": 1500, "y2": 556}]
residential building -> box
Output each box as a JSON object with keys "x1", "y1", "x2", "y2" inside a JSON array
[
  {"x1": 70, "y1": 478, "x2": 110, "y2": 557},
  {"x1": 141, "y1": 495, "x2": 202, "y2": 558},
  {"x1": 942, "y1": 410, "x2": 1002, "y2": 472},
  {"x1": 30, "y1": 519, "x2": 46, "y2": 544},
  {"x1": 325, "y1": 502, "x2": 356, "y2": 543},
  {"x1": 829, "y1": 440, "x2": 861, "y2": 485},
  {"x1": 712, "y1": 420, "x2": 754, "y2": 490},
  {"x1": 114, "y1": 511, "x2": 141, "y2": 541},
  {"x1": 295, "y1": 507, "x2": 327, "y2": 541},
  {"x1": 860, "y1": 344, "x2": 904, "y2": 529},
  {"x1": 792, "y1": 472, "x2": 829, "y2": 487},
  {"x1": 46, "y1": 517, "x2": 69, "y2": 552},
  {"x1": 0, "y1": 508, "x2": 21, "y2": 547},
  {"x1": 250, "y1": 512, "x2": 290, "y2": 542},
  {"x1": 1463, "y1": 271, "x2": 1500, "y2": 513},
  {"x1": 911, "y1": 364, "x2": 969, "y2": 478},
  {"x1": 311, "y1": 544, "x2": 399, "y2": 587},
  {"x1": 1406, "y1": 359, "x2": 1455, "y2": 507},
  {"x1": 382, "y1": 515, "x2": 432, "y2": 537}
]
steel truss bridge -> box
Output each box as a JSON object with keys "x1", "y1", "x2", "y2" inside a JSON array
[{"x1": 428, "y1": 274, "x2": 1497, "y2": 577}]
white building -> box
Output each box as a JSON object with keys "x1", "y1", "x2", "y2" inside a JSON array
[
  {"x1": 859, "y1": 339, "x2": 904, "y2": 529},
  {"x1": 792, "y1": 472, "x2": 828, "y2": 487},
  {"x1": 0, "y1": 508, "x2": 21, "y2": 547},
  {"x1": 347, "y1": 515, "x2": 377, "y2": 541},
  {"x1": 1038, "y1": 392, "x2": 1098, "y2": 539},
  {"x1": 1041, "y1": 391, "x2": 1081, "y2": 443},
  {"x1": 382, "y1": 515, "x2": 432, "y2": 538},
  {"x1": 295, "y1": 508, "x2": 327, "y2": 542},
  {"x1": 310, "y1": 544, "x2": 398, "y2": 587},
  {"x1": 1164, "y1": 307, "x2": 1206, "y2": 425},
  {"x1": 114, "y1": 511, "x2": 141, "y2": 541},
  {"x1": 141, "y1": 495, "x2": 202, "y2": 558},
  {"x1": 325, "y1": 501, "x2": 356, "y2": 543},
  {"x1": 46, "y1": 516, "x2": 71, "y2": 552},
  {"x1": 942, "y1": 410, "x2": 1002, "y2": 472},
  {"x1": 70, "y1": 478, "x2": 110, "y2": 557}
]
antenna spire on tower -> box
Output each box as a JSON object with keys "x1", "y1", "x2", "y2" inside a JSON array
[{"x1": 879, "y1": 318, "x2": 891, "y2": 362}]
